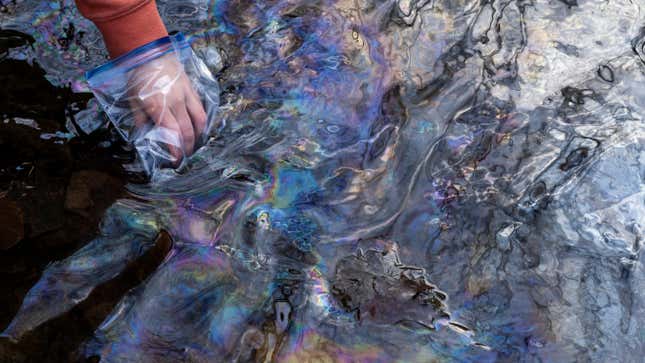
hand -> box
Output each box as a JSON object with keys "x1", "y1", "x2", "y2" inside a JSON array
[{"x1": 128, "y1": 53, "x2": 207, "y2": 164}]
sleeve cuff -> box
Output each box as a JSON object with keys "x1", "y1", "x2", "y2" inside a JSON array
[{"x1": 93, "y1": 1, "x2": 168, "y2": 58}]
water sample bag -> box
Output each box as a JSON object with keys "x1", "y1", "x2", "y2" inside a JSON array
[{"x1": 86, "y1": 33, "x2": 220, "y2": 175}]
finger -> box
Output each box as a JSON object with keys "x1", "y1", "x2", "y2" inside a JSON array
[
  {"x1": 157, "y1": 115, "x2": 184, "y2": 166},
  {"x1": 171, "y1": 104, "x2": 195, "y2": 156},
  {"x1": 145, "y1": 101, "x2": 183, "y2": 166},
  {"x1": 128, "y1": 98, "x2": 148, "y2": 130},
  {"x1": 184, "y1": 83, "x2": 208, "y2": 137},
  {"x1": 141, "y1": 95, "x2": 165, "y2": 126}
]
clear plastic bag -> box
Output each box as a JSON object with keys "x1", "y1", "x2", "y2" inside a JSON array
[{"x1": 86, "y1": 33, "x2": 220, "y2": 175}]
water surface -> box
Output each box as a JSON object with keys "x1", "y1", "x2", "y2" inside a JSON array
[{"x1": 1, "y1": 0, "x2": 644, "y2": 362}]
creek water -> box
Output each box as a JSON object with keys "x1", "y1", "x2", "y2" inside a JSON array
[{"x1": 1, "y1": 0, "x2": 644, "y2": 362}]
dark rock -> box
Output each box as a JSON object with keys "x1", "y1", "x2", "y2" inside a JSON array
[
  {"x1": 0, "y1": 29, "x2": 35, "y2": 55},
  {"x1": 0, "y1": 199, "x2": 24, "y2": 250},
  {"x1": 20, "y1": 180, "x2": 67, "y2": 238},
  {"x1": 331, "y1": 242, "x2": 451, "y2": 326},
  {"x1": 0, "y1": 59, "x2": 90, "y2": 122},
  {"x1": 64, "y1": 170, "x2": 122, "y2": 214}
]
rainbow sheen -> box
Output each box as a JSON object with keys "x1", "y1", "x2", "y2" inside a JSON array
[{"x1": 2, "y1": 0, "x2": 645, "y2": 362}]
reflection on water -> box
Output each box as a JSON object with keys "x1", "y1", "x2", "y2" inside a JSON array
[{"x1": 2, "y1": 0, "x2": 645, "y2": 361}]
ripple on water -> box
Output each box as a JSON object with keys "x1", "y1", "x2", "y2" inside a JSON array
[{"x1": 1, "y1": 0, "x2": 644, "y2": 362}]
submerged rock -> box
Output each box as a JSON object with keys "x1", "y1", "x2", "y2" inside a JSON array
[
  {"x1": 0, "y1": 199, "x2": 24, "y2": 250},
  {"x1": 332, "y1": 243, "x2": 451, "y2": 327},
  {"x1": 64, "y1": 170, "x2": 121, "y2": 214}
]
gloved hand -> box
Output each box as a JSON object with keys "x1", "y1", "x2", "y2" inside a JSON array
[
  {"x1": 128, "y1": 53, "x2": 208, "y2": 163},
  {"x1": 87, "y1": 33, "x2": 221, "y2": 175}
]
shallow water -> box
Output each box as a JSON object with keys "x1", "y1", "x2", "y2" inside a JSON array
[{"x1": 2, "y1": 0, "x2": 645, "y2": 361}]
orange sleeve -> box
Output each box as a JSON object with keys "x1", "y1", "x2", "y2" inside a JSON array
[{"x1": 75, "y1": 0, "x2": 168, "y2": 58}]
